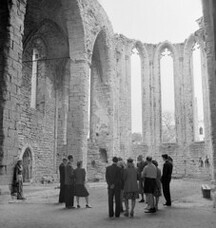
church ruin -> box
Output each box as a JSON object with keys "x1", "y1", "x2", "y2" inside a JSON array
[{"x1": 0, "y1": 0, "x2": 216, "y2": 184}]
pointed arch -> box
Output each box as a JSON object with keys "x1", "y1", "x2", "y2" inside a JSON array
[
  {"x1": 153, "y1": 41, "x2": 179, "y2": 144},
  {"x1": 184, "y1": 33, "x2": 209, "y2": 143}
]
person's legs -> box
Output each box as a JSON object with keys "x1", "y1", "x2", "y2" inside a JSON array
[
  {"x1": 85, "y1": 196, "x2": 92, "y2": 208},
  {"x1": 71, "y1": 185, "x2": 75, "y2": 207},
  {"x1": 17, "y1": 179, "x2": 24, "y2": 199},
  {"x1": 108, "y1": 189, "x2": 114, "y2": 217},
  {"x1": 162, "y1": 181, "x2": 171, "y2": 206},
  {"x1": 76, "y1": 196, "x2": 80, "y2": 207},
  {"x1": 144, "y1": 193, "x2": 150, "y2": 209},
  {"x1": 65, "y1": 185, "x2": 70, "y2": 208},
  {"x1": 145, "y1": 194, "x2": 156, "y2": 213},
  {"x1": 130, "y1": 199, "x2": 136, "y2": 217},
  {"x1": 120, "y1": 190, "x2": 124, "y2": 212},
  {"x1": 139, "y1": 180, "x2": 144, "y2": 202},
  {"x1": 114, "y1": 188, "x2": 121, "y2": 217},
  {"x1": 124, "y1": 198, "x2": 129, "y2": 216},
  {"x1": 59, "y1": 183, "x2": 65, "y2": 203},
  {"x1": 155, "y1": 196, "x2": 159, "y2": 210}
]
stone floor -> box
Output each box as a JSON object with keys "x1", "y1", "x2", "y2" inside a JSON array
[{"x1": 0, "y1": 178, "x2": 216, "y2": 228}]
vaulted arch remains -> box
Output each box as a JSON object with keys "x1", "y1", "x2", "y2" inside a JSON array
[
  {"x1": 153, "y1": 41, "x2": 180, "y2": 145},
  {"x1": 183, "y1": 33, "x2": 210, "y2": 144}
]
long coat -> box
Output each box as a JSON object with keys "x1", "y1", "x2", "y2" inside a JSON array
[
  {"x1": 59, "y1": 163, "x2": 66, "y2": 184},
  {"x1": 123, "y1": 167, "x2": 139, "y2": 193},
  {"x1": 65, "y1": 161, "x2": 74, "y2": 185}
]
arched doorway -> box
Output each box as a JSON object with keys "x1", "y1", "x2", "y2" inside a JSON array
[{"x1": 22, "y1": 148, "x2": 33, "y2": 182}]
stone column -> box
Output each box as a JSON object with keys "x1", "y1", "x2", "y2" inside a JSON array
[
  {"x1": 202, "y1": 0, "x2": 216, "y2": 179},
  {"x1": 67, "y1": 59, "x2": 89, "y2": 168},
  {"x1": 0, "y1": 0, "x2": 26, "y2": 184}
]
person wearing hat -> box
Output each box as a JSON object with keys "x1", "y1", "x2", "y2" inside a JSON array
[
  {"x1": 58, "y1": 157, "x2": 67, "y2": 203},
  {"x1": 123, "y1": 157, "x2": 139, "y2": 217},
  {"x1": 105, "y1": 156, "x2": 123, "y2": 218},
  {"x1": 161, "y1": 154, "x2": 173, "y2": 206}
]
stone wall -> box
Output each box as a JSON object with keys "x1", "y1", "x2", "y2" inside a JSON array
[{"x1": 1, "y1": 0, "x2": 216, "y2": 185}]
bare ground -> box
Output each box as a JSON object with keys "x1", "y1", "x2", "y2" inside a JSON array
[{"x1": 0, "y1": 178, "x2": 216, "y2": 228}]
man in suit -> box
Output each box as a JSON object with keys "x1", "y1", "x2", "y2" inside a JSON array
[
  {"x1": 161, "y1": 154, "x2": 173, "y2": 206},
  {"x1": 64, "y1": 155, "x2": 75, "y2": 209},
  {"x1": 58, "y1": 157, "x2": 67, "y2": 203},
  {"x1": 105, "y1": 156, "x2": 123, "y2": 218}
]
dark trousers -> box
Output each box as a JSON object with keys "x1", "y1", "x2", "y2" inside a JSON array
[
  {"x1": 108, "y1": 187, "x2": 121, "y2": 217},
  {"x1": 65, "y1": 185, "x2": 74, "y2": 208},
  {"x1": 59, "y1": 183, "x2": 65, "y2": 203},
  {"x1": 17, "y1": 179, "x2": 24, "y2": 199},
  {"x1": 162, "y1": 179, "x2": 171, "y2": 205}
]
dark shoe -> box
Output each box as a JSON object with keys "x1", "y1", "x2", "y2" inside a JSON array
[
  {"x1": 139, "y1": 199, "x2": 145, "y2": 203},
  {"x1": 145, "y1": 208, "x2": 156, "y2": 213},
  {"x1": 86, "y1": 204, "x2": 92, "y2": 208},
  {"x1": 77, "y1": 205, "x2": 80, "y2": 208},
  {"x1": 130, "y1": 211, "x2": 134, "y2": 217},
  {"x1": 163, "y1": 203, "x2": 171, "y2": 206}
]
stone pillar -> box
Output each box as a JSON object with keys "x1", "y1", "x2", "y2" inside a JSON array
[
  {"x1": 67, "y1": 59, "x2": 89, "y2": 168},
  {"x1": 202, "y1": 0, "x2": 216, "y2": 179},
  {"x1": 141, "y1": 45, "x2": 151, "y2": 146},
  {"x1": 0, "y1": 0, "x2": 26, "y2": 183},
  {"x1": 62, "y1": 0, "x2": 88, "y2": 168},
  {"x1": 183, "y1": 41, "x2": 195, "y2": 144}
]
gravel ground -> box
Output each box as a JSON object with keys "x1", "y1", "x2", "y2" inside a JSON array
[{"x1": 0, "y1": 178, "x2": 216, "y2": 228}]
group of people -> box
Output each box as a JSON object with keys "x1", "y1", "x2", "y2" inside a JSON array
[
  {"x1": 105, "y1": 154, "x2": 173, "y2": 218},
  {"x1": 58, "y1": 155, "x2": 92, "y2": 209},
  {"x1": 10, "y1": 153, "x2": 173, "y2": 218}
]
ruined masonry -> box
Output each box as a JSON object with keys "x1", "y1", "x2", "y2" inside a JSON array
[{"x1": 0, "y1": 0, "x2": 216, "y2": 185}]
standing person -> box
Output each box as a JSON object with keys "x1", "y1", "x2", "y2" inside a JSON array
[
  {"x1": 142, "y1": 156, "x2": 157, "y2": 213},
  {"x1": 64, "y1": 155, "x2": 75, "y2": 209},
  {"x1": 105, "y1": 156, "x2": 123, "y2": 218},
  {"x1": 118, "y1": 157, "x2": 126, "y2": 213},
  {"x1": 123, "y1": 158, "x2": 139, "y2": 217},
  {"x1": 58, "y1": 157, "x2": 67, "y2": 203},
  {"x1": 74, "y1": 161, "x2": 92, "y2": 208},
  {"x1": 137, "y1": 155, "x2": 147, "y2": 203},
  {"x1": 11, "y1": 159, "x2": 26, "y2": 200},
  {"x1": 152, "y1": 160, "x2": 162, "y2": 211},
  {"x1": 161, "y1": 154, "x2": 173, "y2": 206}
]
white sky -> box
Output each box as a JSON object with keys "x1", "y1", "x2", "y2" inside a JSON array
[
  {"x1": 98, "y1": 0, "x2": 203, "y2": 43},
  {"x1": 98, "y1": 0, "x2": 203, "y2": 133}
]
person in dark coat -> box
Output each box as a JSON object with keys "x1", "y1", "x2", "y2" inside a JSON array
[
  {"x1": 105, "y1": 156, "x2": 123, "y2": 218},
  {"x1": 64, "y1": 155, "x2": 75, "y2": 209},
  {"x1": 11, "y1": 159, "x2": 26, "y2": 200},
  {"x1": 161, "y1": 154, "x2": 173, "y2": 206},
  {"x1": 74, "y1": 161, "x2": 91, "y2": 208},
  {"x1": 58, "y1": 157, "x2": 67, "y2": 203}
]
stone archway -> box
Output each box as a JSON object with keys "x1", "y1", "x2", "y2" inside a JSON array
[{"x1": 22, "y1": 148, "x2": 33, "y2": 183}]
